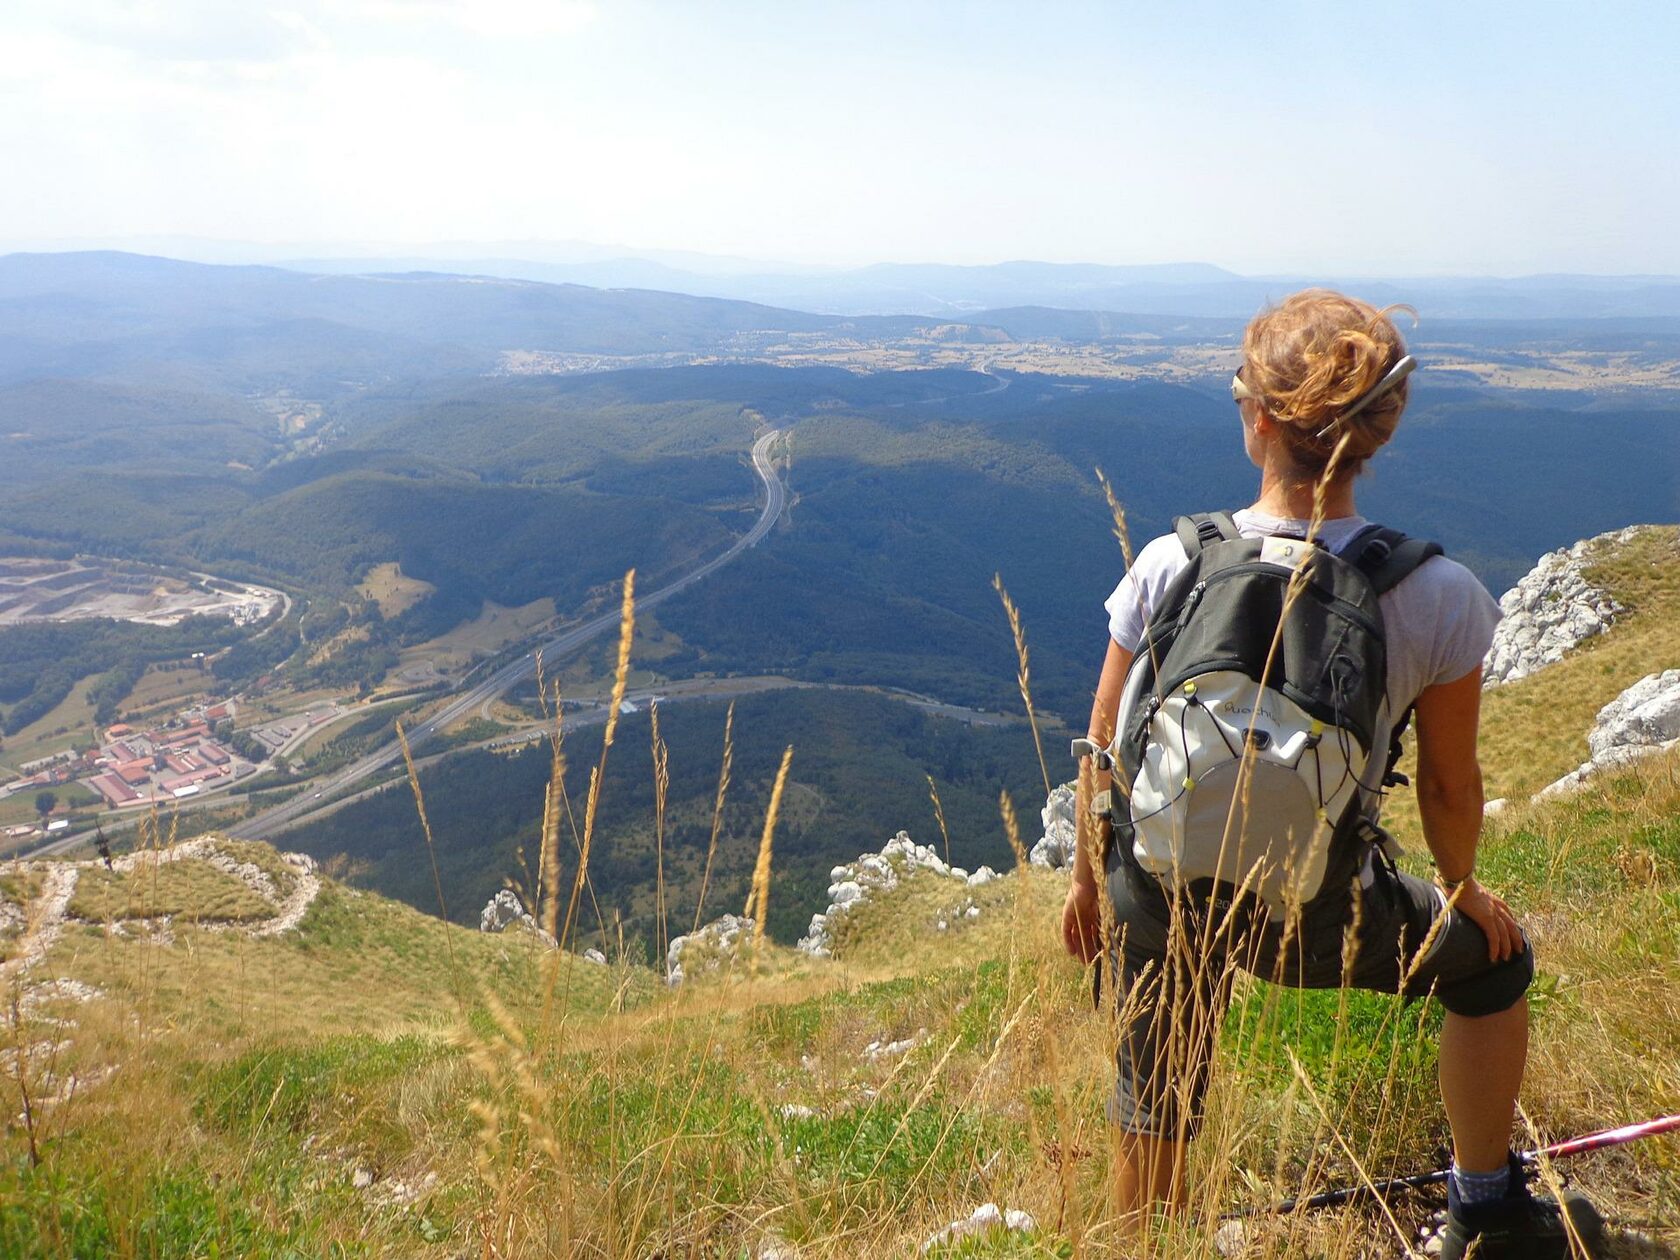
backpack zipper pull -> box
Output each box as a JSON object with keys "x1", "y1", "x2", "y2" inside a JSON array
[{"x1": 1176, "y1": 581, "x2": 1207, "y2": 628}]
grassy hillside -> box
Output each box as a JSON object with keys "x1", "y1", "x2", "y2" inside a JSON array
[
  {"x1": 4, "y1": 528, "x2": 1678, "y2": 1257},
  {"x1": 280, "y1": 688, "x2": 1053, "y2": 948}
]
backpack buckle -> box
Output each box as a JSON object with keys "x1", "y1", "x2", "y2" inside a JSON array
[
  {"x1": 1070, "y1": 737, "x2": 1113, "y2": 772},
  {"x1": 1356, "y1": 534, "x2": 1394, "y2": 570}
]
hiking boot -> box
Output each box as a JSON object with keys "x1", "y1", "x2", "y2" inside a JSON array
[{"x1": 1437, "y1": 1154, "x2": 1604, "y2": 1259}]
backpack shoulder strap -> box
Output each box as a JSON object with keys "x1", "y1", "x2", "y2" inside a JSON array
[
  {"x1": 1173, "y1": 511, "x2": 1240, "y2": 560},
  {"x1": 1339, "y1": 524, "x2": 1445, "y2": 789},
  {"x1": 1343, "y1": 524, "x2": 1444, "y2": 596}
]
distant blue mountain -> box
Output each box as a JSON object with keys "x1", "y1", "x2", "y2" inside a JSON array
[{"x1": 273, "y1": 253, "x2": 1680, "y2": 319}]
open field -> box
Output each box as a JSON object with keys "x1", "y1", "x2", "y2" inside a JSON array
[
  {"x1": 356, "y1": 562, "x2": 437, "y2": 619},
  {"x1": 392, "y1": 596, "x2": 557, "y2": 678},
  {"x1": 235, "y1": 684, "x2": 354, "y2": 728},
  {"x1": 114, "y1": 663, "x2": 215, "y2": 724},
  {"x1": 502, "y1": 332, "x2": 1680, "y2": 393},
  {"x1": 0, "y1": 676, "x2": 99, "y2": 769}
]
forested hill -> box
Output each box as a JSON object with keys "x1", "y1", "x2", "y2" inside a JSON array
[{"x1": 0, "y1": 250, "x2": 941, "y2": 392}]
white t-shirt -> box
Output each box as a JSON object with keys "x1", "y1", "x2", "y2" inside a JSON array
[{"x1": 1104, "y1": 509, "x2": 1502, "y2": 820}]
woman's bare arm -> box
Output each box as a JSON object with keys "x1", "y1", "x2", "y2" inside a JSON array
[{"x1": 1412, "y1": 664, "x2": 1524, "y2": 961}]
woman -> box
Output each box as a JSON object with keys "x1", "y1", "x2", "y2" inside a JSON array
[{"x1": 1060, "y1": 290, "x2": 1597, "y2": 1258}]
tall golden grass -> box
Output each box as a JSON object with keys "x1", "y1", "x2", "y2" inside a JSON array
[{"x1": 12, "y1": 496, "x2": 1676, "y2": 1256}]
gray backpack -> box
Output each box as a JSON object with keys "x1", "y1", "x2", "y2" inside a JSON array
[{"x1": 1079, "y1": 513, "x2": 1441, "y2": 919}]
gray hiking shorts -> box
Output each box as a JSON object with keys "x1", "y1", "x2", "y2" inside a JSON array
[{"x1": 1102, "y1": 847, "x2": 1534, "y2": 1141}]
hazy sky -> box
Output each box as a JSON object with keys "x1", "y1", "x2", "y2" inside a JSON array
[{"x1": 4, "y1": 1, "x2": 1678, "y2": 274}]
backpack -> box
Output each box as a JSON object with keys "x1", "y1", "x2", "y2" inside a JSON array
[{"x1": 1077, "y1": 512, "x2": 1442, "y2": 919}]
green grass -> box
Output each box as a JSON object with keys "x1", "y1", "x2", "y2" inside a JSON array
[
  {"x1": 69, "y1": 860, "x2": 277, "y2": 923},
  {"x1": 0, "y1": 1154, "x2": 379, "y2": 1260}
]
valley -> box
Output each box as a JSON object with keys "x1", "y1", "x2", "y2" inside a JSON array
[{"x1": 1, "y1": 252, "x2": 1676, "y2": 952}]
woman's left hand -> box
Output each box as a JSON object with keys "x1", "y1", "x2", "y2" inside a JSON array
[
  {"x1": 1449, "y1": 876, "x2": 1525, "y2": 963},
  {"x1": 1062, "y1": 876, "x2": 1103, "y2": 964}
]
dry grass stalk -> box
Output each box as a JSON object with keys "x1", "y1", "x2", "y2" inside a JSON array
[
  {"x1": 1094, "y1": 466, "x2": 1138, "y2": 570},
  {"x1": 744, "y1": 744, "x2": 795, "y2": 961},
  {"x1": 560, "y1": 570, "x2": 636, "y2": 955},
  {"x1": 650, "y1": 701, "x2": 671, "y2": 965},
  {"x1": 993, "y1": 573, "x2": 1052, "y2": 800},
  {"x1": 926, "y1": 773, "x2": 952, "y2": 866},
  {"x1": 693, "y1": 701, "x2": 735, "y2": 933},
  {"x1": 397, "y1": 718, "x2": 461, "y2": 987},
  {"x1": 537, "y1": 716, "x2": 566, "y2": 942},
  {"x1": 999, "y1": 789, "x2": 1030, "y2": 873}
]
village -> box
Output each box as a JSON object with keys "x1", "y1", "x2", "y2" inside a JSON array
[{"x1": 0, "y1": 699, "x2": 260, "y2": 845}]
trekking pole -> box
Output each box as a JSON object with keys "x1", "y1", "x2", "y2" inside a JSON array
[{"x1": 1223, "y1": 1113, "x2": 1680, "y2": 1220}]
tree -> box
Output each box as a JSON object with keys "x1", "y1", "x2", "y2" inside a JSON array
[{"x1": 34, "y1": 790, "x2": 58, "y2": 819}]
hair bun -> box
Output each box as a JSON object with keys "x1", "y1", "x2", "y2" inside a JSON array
[{"x1": 1241, "y1": 290, "x2": 1412, "y2": 477}]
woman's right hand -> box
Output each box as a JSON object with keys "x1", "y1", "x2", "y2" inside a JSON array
[{"x1": 1062, "y1": 875, "x2": 1103, "y2": 964}]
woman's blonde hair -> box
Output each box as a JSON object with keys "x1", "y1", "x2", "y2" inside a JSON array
[{"x1": 1240, "y1": 289, "x2": 1413, "y2": 479}]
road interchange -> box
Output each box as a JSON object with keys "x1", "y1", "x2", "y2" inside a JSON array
[{"x1": 223, "y1": 428, "x2": 788, "y2": 841}]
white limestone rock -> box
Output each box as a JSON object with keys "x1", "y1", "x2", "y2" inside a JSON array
[
  {"x1": 1482, "y1": 527, "x2": 1644, "y2": 688},
  {"x1": 1029, "y1": 782, "x2": 1078, "y2": 869},
  {"x1": 1539, "y1": 669, "x2": 1680, "y2": 797},
  {"x1": 965, "y1": 865, "x2": 1000, "y2": 886},
  {"x1": 796, "y1": 831, "x2": 967, "y2": 958},
  {"x1": 919, "y1": 1202, "x2": 1037, "y2": 1253},
  {"x1": 862, "y1": 1028, "x2": 925, "y2": 1061},
  {"x1": 1587, "y1": 668, "x2": 1680, "y2": 759},
  {"x1": 479, "y1": 889, "x2": 533, "y2": 933},
  {"x1": 582, "y1": 947, "x2": 607, "y2": 965},
  {"x1": 666, "y1": 913, "x2": 754, "y2": 986}
]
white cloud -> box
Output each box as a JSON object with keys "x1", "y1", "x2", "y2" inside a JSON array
[
  {"x1": 12, "y1": 1, "x2": 318, "y2": 63},
  {"x1": 345, "y1": 0, "x2": 598, "y2": 39}
]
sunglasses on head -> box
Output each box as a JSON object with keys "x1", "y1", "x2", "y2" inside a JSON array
[{"x1": 1229, "y1": 355, "x2": 1419, "y2": 433}]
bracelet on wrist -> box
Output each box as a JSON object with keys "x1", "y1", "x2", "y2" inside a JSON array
[{"x1": 1436, "y1": 869, "x2": 1474, "y2": 892}]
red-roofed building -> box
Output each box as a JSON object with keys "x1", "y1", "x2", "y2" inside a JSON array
[
  {"x1": 205, "y1": 705, "x2": 229, "y2": 721},
  {"x1": 105, "y1": 723, "x2": 133, "y2": 739},
  {"x1": 157, "y1": 722, "x2": 211, "y2": 749},
  {"x1": 115, "y1": 760, "x2": 152, "y2": 786},
  {"x1": 196, "y1": 741, "x2": 231, "y2": 766},
  {"x1": 91, "y1": 774, "x2": 139, "y2": 807},
  {"x1": 159, "y1": 765, "x2": 226, "y2": 793}
]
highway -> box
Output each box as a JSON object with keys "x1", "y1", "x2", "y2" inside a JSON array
[{"x1": 224, "y1": 428, "x2": 789, "y2": 842}]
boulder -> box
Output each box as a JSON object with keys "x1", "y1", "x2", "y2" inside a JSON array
[
  {"x1": 479, "y1": 889, "x2": 533, "y2": 933},
  {"x1": 1539, "y1": 669, "x2": 1680, "y2": 797},
  {"x1": 666, "y1": 913, "x2": 754, "y2": 986},
  {"x1": 920, "y1": 1203, "x2": 1037, "y2": 1253},
  {"x1": 1029, "y1": 782, "x2": 1078, "y2": 869}
]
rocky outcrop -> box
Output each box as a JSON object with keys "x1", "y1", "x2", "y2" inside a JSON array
[
  {"x1": 1539, "y1": 669, "x2": 1680, "y2": 797},
  {"x1": 1030, "y1": 782, "x2": 1078, "y2": 869},
  {"x1": 1482, "y1": 528, "x2": 1642, "y2": 688},
  {"x1": 797, "y1": 832, "x2": 981, "y2": 958},
  {"x1": 666, "y1": 913, "x2": 754, "y2": 986},
  {"x1": 479, "y1": 889, "x2": 534, "y2": 934}
]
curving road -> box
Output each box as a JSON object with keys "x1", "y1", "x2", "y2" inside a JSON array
[{"x1": 226, "y1": 429, "x2": 789, "y2": 841}]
